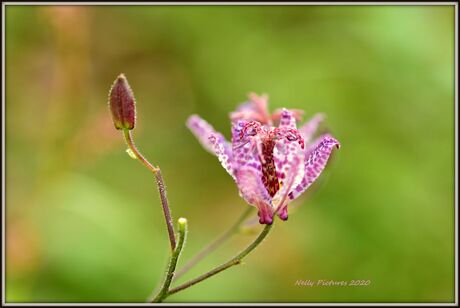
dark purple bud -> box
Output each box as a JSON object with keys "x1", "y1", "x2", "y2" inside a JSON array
[{"x1": 108, "y1": 74, "x2": 136, "y2": 130}]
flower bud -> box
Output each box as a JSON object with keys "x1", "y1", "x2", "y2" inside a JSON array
[
  {"x1": 108, "y1": 74, "x2": 136, "y2": 130},
  {"x1": 177, "y1": 217, "x2": 188, "y2": 238}
]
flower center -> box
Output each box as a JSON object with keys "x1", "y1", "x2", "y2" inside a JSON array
[
  {"x1": 239, "y1": 121, "x2": 304, "y2": 198},
  {"x1": 260, "y1": 138, "x2": 280, "y2": 197}
]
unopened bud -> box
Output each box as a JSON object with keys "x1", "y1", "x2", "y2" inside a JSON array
[
  {"x1": 108, "y1": 74, "x2": 136, "y2": 130},
  {"x1": 178, "y1": 217, "x2": 188, "y2": 233}
]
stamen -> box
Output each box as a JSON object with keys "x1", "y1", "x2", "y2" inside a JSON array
[
  {"x1": 239, "y1": 121, "x2": 261, "y2": 140},
  {"x1": 260, "y1": 138, "x2": 279, "y2": 197}
]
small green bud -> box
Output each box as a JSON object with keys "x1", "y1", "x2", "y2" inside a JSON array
[
  {"x1": 108, "y1": 73, "x2": 136, "y2": 130},
  {"x1": 177, "y1": 217, "x2": 188, "y2": 233}
]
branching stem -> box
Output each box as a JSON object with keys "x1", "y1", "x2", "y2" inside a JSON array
[
  {"x1": 151, "y1": 218, "x2": 188, "y2": 303},
  {"x1": 164, "y1": 223, "x2": 273, "y2": 300}
]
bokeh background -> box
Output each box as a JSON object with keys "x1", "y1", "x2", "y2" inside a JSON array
[{"x1": 5, "y1": 5, "x2": 455, "y2": 303}]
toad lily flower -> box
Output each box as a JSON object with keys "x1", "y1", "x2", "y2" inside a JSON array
[{"x1": 187, "y1": 93, "x2": 340, "y2": 225}]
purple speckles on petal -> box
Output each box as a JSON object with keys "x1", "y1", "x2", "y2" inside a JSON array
[
  {"x1": 289, "y1": 135, "x2": 340, "y2": 201},
  {"x1": 273, "y1": 109, "x2": 305, "y2": 205},
  {"x1": 278, "y1": 108, "x2": 297, "y2": 130},
  {"x1": 187, "y1": 115, "x2": 235, "y2": 180},
  {"x1": 209, "y1": 133, "x2": 235, "y2": 180},
  {"x1": 235, "y1": 168, "x2": 274, "y2": 225},
  {"x1": 299, "y1": 113, "x2": 325, "y2": 144},
  {"x1": 187, "y1": 115, "x2": 220, "y2": 154}
]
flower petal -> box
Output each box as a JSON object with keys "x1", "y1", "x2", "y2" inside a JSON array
[
  {"x1": 231, "y1": 120, "x2": 263, "y2": 175},
  {"x1": 288, "y1": 135, "x2": 340, "y2": 201},
  {"x1": 232, "y1": 120, "x2": 274, "y2": 224},
  {"x1": 273, "y1": 109, "x2": 305, "y2": 189},
  {"x1": 272, "y1": 108, "x2": 304, "y2": 126},
  {"x1": 209, "y1": 133, "x2": 235, "y2": 180},
  {"x1": 235, "y1": 167, "x2": 274, "y2": 225},
  {"x1": 277, "y1": 108, "x2": 297, "y2": 130},
  {"x1": 187, "y1": 115, "x2": 234, "y2": 178},
  {"x1": 299, "y1": 113, "x2": 325, "y2": 144},
  {"x1": 230, "y1": 93, "x2": 272, "y2": 125},
  {"x1": 272, "y1": 154, "x2": 302, "y2": 221},
  {"x1": 187, "y1": 115, "x2": 220, "y2": 154}
]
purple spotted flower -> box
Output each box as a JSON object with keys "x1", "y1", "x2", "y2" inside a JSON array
[{"x1": 187, "y1": 93, "x2": 340, "y2": 225}]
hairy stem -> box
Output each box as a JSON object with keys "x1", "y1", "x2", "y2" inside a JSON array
[
  {"x1": 151, "y1": 218, "x2": 188, "y2": 303},
  {"x1": 174, "y1": 207, "x2": 253, "y2": 281},
  {"x1": 165, "y1": 223, "x2": 273, "y2": 299},
  {"x1": 153, "y1": 170, "x2": 176, "y2": 251},
  {"x1": 123, "y1": 129, "x2": 176, "y2": 251}
]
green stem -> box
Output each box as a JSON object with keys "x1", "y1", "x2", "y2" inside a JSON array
[
  {"x1": 151, "y1": 218, "x2": 188, "y2": 303},
  {"x1": 165, "y1": 223, "x2": 273, "y2": 300},
  {"x1": 123, "y1": 129, "x2": 159, "y2": 174},
  {"x1": 123, "y1": 129, "x2": 176, "y2": 251},
  {"x1": 173, "y1": 207, "x2": 253, "y2": 281}
]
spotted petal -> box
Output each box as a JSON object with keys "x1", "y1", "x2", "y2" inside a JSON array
[
  {"x1": 231, "y1": 120, "x2": 275, "y2": 223},
  {"x1": 299, "y1": 113, "x2": 325, "y2": 144},
  {"x1": 235, "y1": 167, "x2": 274, "y2": 224},
  {"x1": 274, "y1": 109, "x2": 305, "y2": 189},
  {"x1": 272, "y1": 154, "x2": 302, "y2": 220},
  {"x1": 209, "y1": 133, "x2": 235, "y2": 180},
  {"x1": 277, "y1": 108, "x2": 297, "y2": 130},
  {"x1": 187, "y1": 115, "x2": 234, "y2": 178},
  {"x1": 272, "y1": 108, "x2": 304, "y2": 126},
  {"x1": 231, "y1": 120, "x2": 263, "y2": 174},
  {"x1": 288, "y1": 135, "x2": 340, "y2": 201},
  {"x1": 187, "y1": 115, "x2": 220, "y2": 153}
]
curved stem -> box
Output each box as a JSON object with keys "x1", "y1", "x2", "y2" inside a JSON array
[
  {"x1": 165, "y1": 223, "x2": 273, "y2": 299},
  {"x1": 123, "y1": 129, "x2": 176, "y2": 251},
  {"x1": 151, "y1": 218, "x2": 188, "y2": 303},
  {"x1": 123, "y1": 129, "x2": 159, "y2": 173},
  {"x1": 174, "y1": 207, "x2": 253, "y2": 281}
]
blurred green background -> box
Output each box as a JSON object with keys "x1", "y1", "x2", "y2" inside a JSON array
[{"x1": 5, "y1": 5, "x2": 455, "y2": 303}]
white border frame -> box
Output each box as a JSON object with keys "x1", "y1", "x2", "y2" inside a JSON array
[{"x1": 1, "y1": 1, "x2": 458, "y2": 306}]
